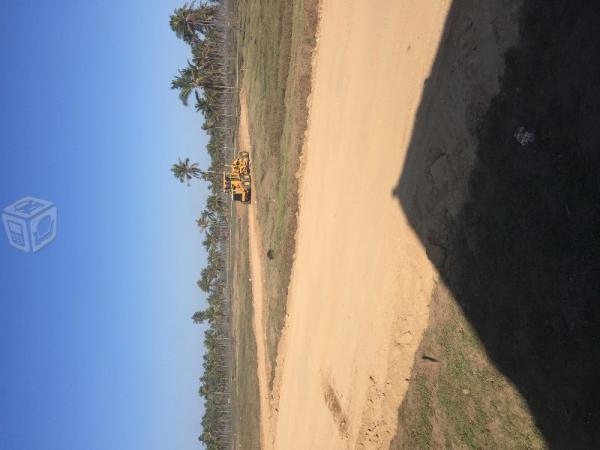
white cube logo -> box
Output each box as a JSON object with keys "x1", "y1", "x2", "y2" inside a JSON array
[{"x1": 2, "y1": 197, "x2": 57, "y2": 253}]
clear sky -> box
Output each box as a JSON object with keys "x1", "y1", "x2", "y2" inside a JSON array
[{"x1": 0, "y1": 1, "x2": 211, "y2": 449}]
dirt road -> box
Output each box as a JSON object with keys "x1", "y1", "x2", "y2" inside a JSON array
[
  {"x1": 248, "y1": 202, "x2": 271, "y2": 449},
  {"x1": 269, "y1": 1, "x2": 452, "y2": 448},
  {"x1": 238, "y1": 89, "x2": 273, "y2": 450}
]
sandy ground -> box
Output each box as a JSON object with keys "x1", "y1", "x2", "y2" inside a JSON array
[
  {"x1": 269, "y1": 1, "x2": 452, "y2": 448},
  {"x1": 241, "y1": 0, "x2": 454, "y2": 447}
]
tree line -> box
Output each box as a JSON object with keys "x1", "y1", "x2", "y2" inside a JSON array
[{"x1": 169, "y1": 1, "x2": 238, "y2": 448}]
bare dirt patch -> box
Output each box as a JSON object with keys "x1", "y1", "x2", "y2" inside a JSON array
[{"x1": 271, "y1": 1, "x2": 451, "y2": 448}]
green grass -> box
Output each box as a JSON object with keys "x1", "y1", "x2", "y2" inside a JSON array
[
  {"x1": 237, "y1": 0, "x2": 318, "y2": 387},
  {"x1": 392, "y1": 284, "x2": 545, "y2": 449},
  {"x1": 230, "y1": 209, "x2": 261, "y2": 450},
  {"x1": 411, "y1": 374, "x2": 434, "y2": 449}
]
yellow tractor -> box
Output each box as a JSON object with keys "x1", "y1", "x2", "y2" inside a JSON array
[{"x1": 223, "y1": 151, "x2": 251, "y2": 203}]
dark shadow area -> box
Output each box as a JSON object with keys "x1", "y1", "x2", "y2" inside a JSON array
[{"x1": 394, "y1": 0, "x2": 600, "y2": 447}]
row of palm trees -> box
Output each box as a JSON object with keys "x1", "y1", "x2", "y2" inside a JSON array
[{"x1": 169, "y1": 1, "x2": 238, "y2": 448}]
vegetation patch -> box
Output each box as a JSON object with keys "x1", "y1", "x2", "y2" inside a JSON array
[
  {"x1": 230, "y1": 211, "x2": 261, "y2": 450},
  {"x1": 392, "y1": 284, "x2": 544, "y2": 449},
  {"x1": 237, "y1": 0, "x2": 319, "y2": 388}
]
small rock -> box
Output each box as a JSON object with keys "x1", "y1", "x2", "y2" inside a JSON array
[
  {"x1": 462, "y1": 389, "x2": 470, "y2": 395},
  {"x1": 514, "y1": 126, "x2": 535, "y2": 146}
]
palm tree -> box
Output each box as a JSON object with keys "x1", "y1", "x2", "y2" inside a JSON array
[
  {"x1": 191, "y1": 39, "x2": 216, "y2": 66},
  {"x1": 196, "y1": 210, "x2": 215, "y2": 232},
  {"x1": 192, "y1": 310, "x2": 209, "y2": 324},
  {"x1": 171, "y1": 157, "x2": 202, "y2": 185},
  {"x1": 171, "y1": 65, "x2": 197, "y2": 106},
  {"x1": 194, "y1": 91, "x2": 211, "y2": 114},
  {"x1": 169, "y1": 2, "x2": 200, "y2": 44},
  {"x1": 196, "y1": 216, "x2": 209, "y2": 232},
  {"x1": 169, "y1": 1, "x2": 219, "y2": 43},
  {"x1": 205, "y1": 194, "x2": 223, "y2": 212},
  {"x1": 172, "y1": 63, "x2": 234, "y2": 106}
]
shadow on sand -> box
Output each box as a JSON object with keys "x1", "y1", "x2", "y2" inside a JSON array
[{"x1": 393, "y1": 0, "x2": 600, "y2": 447}]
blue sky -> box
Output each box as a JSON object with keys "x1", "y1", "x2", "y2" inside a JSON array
[{"x1": 0, "y1": 1, "x2": 211, "y2": 449}]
